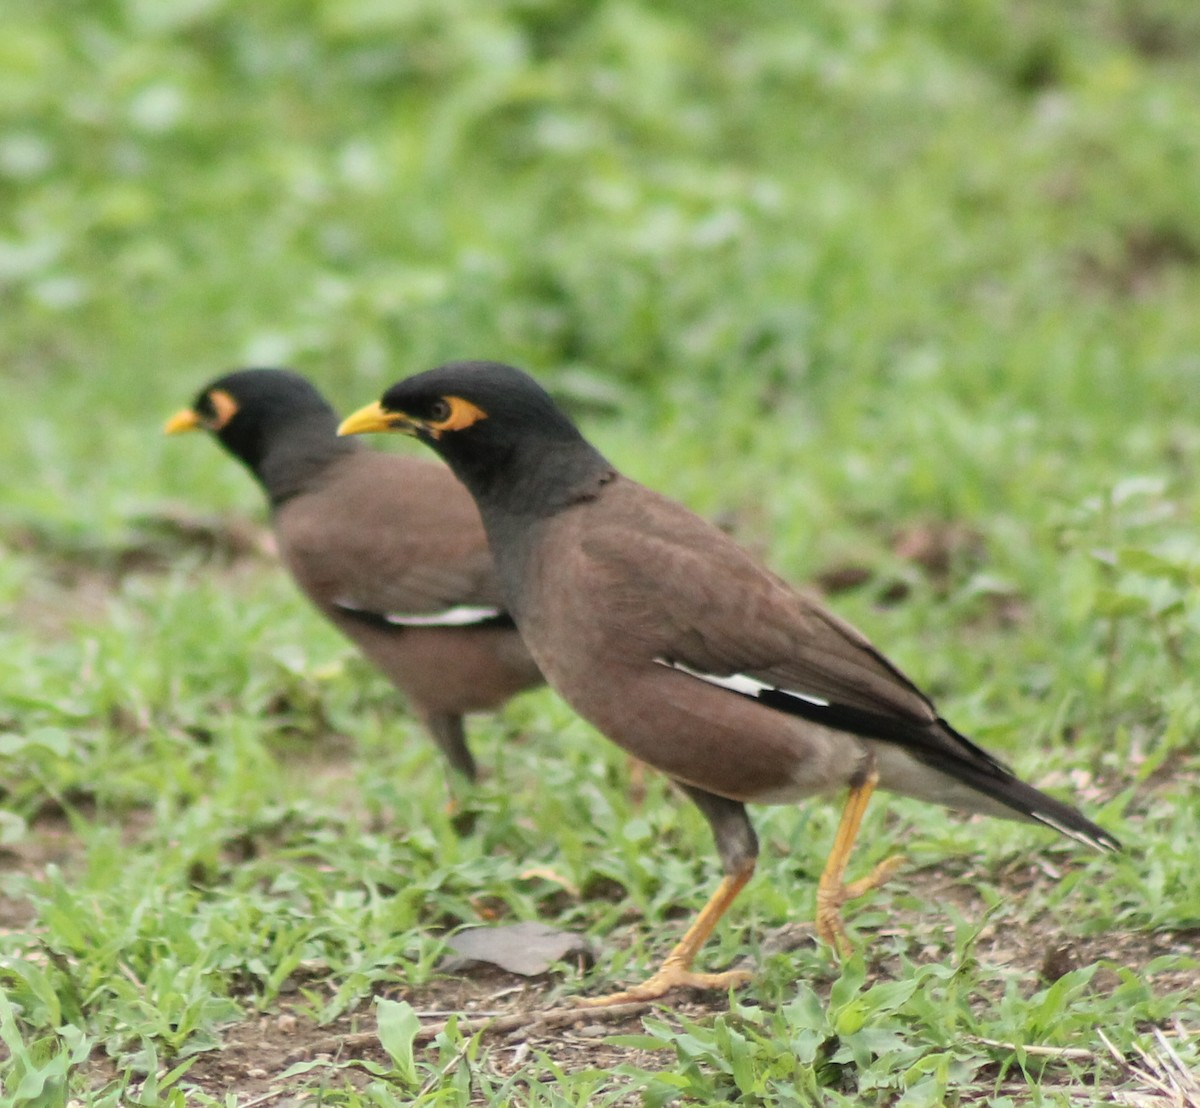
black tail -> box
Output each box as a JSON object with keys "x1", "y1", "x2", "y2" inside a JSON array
[
  {"x1": 754, "y1": 688, "x2": 1121, "y2": 853},
  {"x1": 914, "y1": 717, "x2": 1121, "y2": 853},
  {"x1": 925, "y1": 749, "x2": 1120, "y2": 852}
]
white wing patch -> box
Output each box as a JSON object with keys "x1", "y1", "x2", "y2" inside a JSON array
[
  {"x1": 654, "y1": 658, "x2": 830, "y2": 707},
  {"x1": 335, "y1": 599, "x2": 503, "y2": 627},
  {"x1": 384, "y1": 605, "x2": 504, "y2": 627}
]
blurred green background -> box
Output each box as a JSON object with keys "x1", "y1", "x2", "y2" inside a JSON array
[
  {"x1": 3, "y1": 0, "x2": 1200, "y2": 1102},
  {"x1": 5, "y1": 0, "x2": 1200, "y2": 530}
]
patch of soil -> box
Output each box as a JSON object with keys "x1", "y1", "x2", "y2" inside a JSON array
[
  {"x1": 0, "y1": 809, "x2": 94, "y2": 931},
  {"x1": 4, "y1": 509, "x2": 272, "y2": 639},
  {"x1": 108, "y1": 974, "x2": 675, "y2": 1103},
  {"x1": 1076, "y1": 224, "x2": 1199, "y2": 299},
  {"x1": 879, "y1": 855, "x2": 1199, "y2": 997},
  {"x1": 6, "y1": 508, "x2": 270, "y2": 580},
  {"x1": 813, "y1": 519, "x2": 1027, "y2": 624},
  {"x1": 0, "y1": 805, "x2": 160, "y2": 934}
]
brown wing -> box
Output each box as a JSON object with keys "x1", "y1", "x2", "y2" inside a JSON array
[
  {"x1": 580, "y1": 479, "x2": 937, "y2": 724},
  {"x1": 276, "y1": 451, "x2": 507, "y2": 619},
  {"x1": 576, "y1": 479, "x2": 1037, "y2": 782}
]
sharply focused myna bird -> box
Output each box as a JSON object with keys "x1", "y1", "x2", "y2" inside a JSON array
[
  {"x1": 164, "y1": 368, "x2": 543, "y2": 782},
  {"x1": 339, "y1": 360, "x2": 1120, "y2": 1005}
]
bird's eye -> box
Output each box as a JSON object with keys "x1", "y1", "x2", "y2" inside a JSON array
[
  {"x1": 428, "y1": 398, "x2": 452, "y2": 423},
  {"x1": 198, "y1": 388, "x2": 239, "y2": 430}
]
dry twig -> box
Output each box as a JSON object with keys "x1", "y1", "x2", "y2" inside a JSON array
[
  {"x1": 289, "y1": 1000, "x2": 653, "y2": 1063},
  {"x1": 1099, "y1": 1022, "x2": 1200, "y2": 1108}
]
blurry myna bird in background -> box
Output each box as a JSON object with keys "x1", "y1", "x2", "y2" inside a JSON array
[
  {"x1": 164, "y1": 368, "x2": 544, "y2": 782},
  {"x1": 339, "y1": 360, "x2": 1120, "y2": 1005}
]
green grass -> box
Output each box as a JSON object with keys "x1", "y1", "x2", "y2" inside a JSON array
[{"x1": 3, "y1": 0, "x2": 1200, "y2": 1103}]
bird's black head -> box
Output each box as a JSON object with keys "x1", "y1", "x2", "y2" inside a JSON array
[
  {"x1": 339, "y1": 361, "x2": 610, "y2": 514},
  {"x1": 165, "y1": 368, "x2": 353, "y2": 503}
]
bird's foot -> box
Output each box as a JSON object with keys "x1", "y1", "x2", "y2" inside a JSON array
[
  {"x1": 815, "y1": 853, "x2": 906, "y2": 958},
  {"x1": 626, "y1": 755, "x2": 648, "y2": 810},
  {"x1": 575, "y1": 958, "x2": 752, "y2": 1008}
]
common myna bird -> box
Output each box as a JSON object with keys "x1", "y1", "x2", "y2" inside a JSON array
[
  {"x1": 164, "y1": 368, "x2": 543, "y2": 782},
  {"x1": 338, "y1": 361, "x2": 1120, "y2": 1005}
]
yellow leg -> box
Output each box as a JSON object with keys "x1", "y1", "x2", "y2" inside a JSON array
[
  {"x1": 815, "y1": 767, "x2": 905, "y2": 957},
  {"x1": 577, "y1": 861, "x2": 756, "y2": 1007},
  {"x1": 626, "y1": 755, "x2": 648, "y2": 810}
]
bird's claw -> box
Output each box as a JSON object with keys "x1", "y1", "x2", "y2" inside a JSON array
[
  {"x1": 575, "y1": 959, "x2": 752, "y2": 1007},
  {"x1": 816, "y1": 853, "x2": 906, "y2": 958}
]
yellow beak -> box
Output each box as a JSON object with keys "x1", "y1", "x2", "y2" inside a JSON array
[
  {"x1": 338, "y1": 401, "x2": 416, "y2": 437},
  {"x1": 163, "y1": 409, "x2": 201, "y2": 435}
]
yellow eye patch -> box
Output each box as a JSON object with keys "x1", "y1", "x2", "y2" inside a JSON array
[
  {"x1": 427, "y1": 395, "x2": 488, "y2": 437},
  {"x1": 204, "y1": 389, "x2": 239, "y2": 430},
  {"x1": 163, "y1": 388, "x2": 239, "y2": 435}
]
